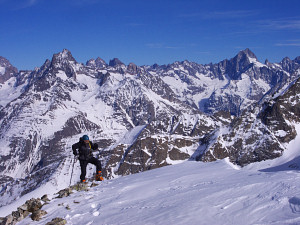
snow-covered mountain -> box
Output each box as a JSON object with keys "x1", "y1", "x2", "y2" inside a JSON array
[
  {"x1": 156, "y1": 48, "x2": 300, "y2": 116},
  {"x1": 0, "y1": 48, "x2": 300, "y2": 209}
]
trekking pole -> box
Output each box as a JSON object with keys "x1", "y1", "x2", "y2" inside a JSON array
[{"x1": 69, "y1": 155, "x2": 76, "y2": 186}]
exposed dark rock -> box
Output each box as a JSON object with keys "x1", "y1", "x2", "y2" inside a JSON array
[
  {"x1": 26, "y1": 198, "x2": 43, "y2": 212},
  {"x1": 86, "y1": 57, "x2": 107, "y2": 68},
  {"x1": 70, "y1": 182, "x2": 89, "y2": 192},
  {"x1": 0, "y1": 56, "x2": 18, "y2": 84},
  {"x1": 1, "y1": 180, "x2": 98, "y2": 224},
  {"x1": 46, "y1": 217, "x2": 67, "y2": 225},
  {"x1": 97, "y1": 71, "x2": 110, "y2": 86},
  {"x1": 109, "y1": 58, "x2": 124, "y2": 67},
  {"x1": 0, "y1": 214, "x2": 14, "y2": 225},
  {"x1": 1, "y1": 197, "x2": 46, "y2": 224},
  {"x1": 31, "y1": 209, "x2": 47, "y2": 221},
  {"x1": 41, "y1": 194, "x2": 50, "y2": 202},
  {"x1": 127, "y1": 63, "x2": 139, "y2": 75},
  {"x1": 169, "y1": 148, "x2": 190, "y2": 160},
  {"x1": 56, "y1": 187, "x2": 73, "y2": 198}
]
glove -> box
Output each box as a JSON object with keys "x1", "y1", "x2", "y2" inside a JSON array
[
  {"x1": 73, "y1": 150, "x2": 78, "y2": 156},
  {"x1": 93, "y1": 143, "x2": 98, "y2": 150}
]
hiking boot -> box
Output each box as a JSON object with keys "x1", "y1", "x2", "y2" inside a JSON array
[{"x1": 95, "y1": 171, "x2": 104, "y2": 181}]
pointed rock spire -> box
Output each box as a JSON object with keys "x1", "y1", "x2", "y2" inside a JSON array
[
  {"x1": 51, "y1": 49, "x2": 76, "y2": 66},
  {"x1": 223, "y1": 48, "x2": 258, "y2": 79},
  {"x1": 86, "y1": 57, "x2": 107, "y2": 68},
  {"x1": 0, "y1": 56, "x2": 18, "y2": 84},
  {"x1": 109, "y1": 58, "x2": 124, "y2": 67},
  {"x1": 127, "y1": 62, "x2": 139, "y2": 75},
  {"x1": 50, "y1": 49, "x2": 77, "y2": 79},
  {"x1": 238, "y1": 48, "x2": 257, "y2": 60},
  {"x1": 265, "y1": 59, "x2": 272, "y2": 67}
]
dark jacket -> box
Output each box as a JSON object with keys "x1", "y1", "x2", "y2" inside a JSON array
[{"x1": 72, "y1": 140, "x2": 98, "y2": 161}]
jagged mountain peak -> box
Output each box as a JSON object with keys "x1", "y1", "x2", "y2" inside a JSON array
[
  {"x1": 0, "y1": 56, "x2": 18, "y2": 84},
  {"x1": 109, "y1": 58, "x2": 124, "y2": 67},
  {"x1": 47, "y1": 49, "x2": 80, "y2": 80},
  {"x1": 59, "y1": 49, "x2": 74, "y2": 60},
  {"x1": 169, "y1": 60, "x2": 189, "y2": 67},
  {"x1": 231, "y1": 48, "x2": 258, "y2": 66},
  {"x1": 86, "y1": 57, "x2": 107, "y2": 68},
  {"x1": 0, "y1": 56, "x2": 18, "y2": 72},
  {"x1": 0, "y1": 56, "x2": 12, "y2": 67},
  {"x1": 265, "y1": 59, "x2": 270, "y2": 64},
  {"x1": 127, "y1": 62, "x2": 139, "y2": 75},
  {"x1": 150, "y1": 63, "x2": 160, "y2": 70},
  {"x1": 279, "y1": 56, "x2": 300, "y2": 73},
  {"x1": 219, "y1": 48, "x2": 260, "y2": 80},
  {"x1": 237, "y1": 48, "x2": 257, "y2": 60},
  {"x1": 281, "y1": 56, "x2": 292, "y2": 63},
  {"x1": 51, "y1": 49, "x2": 77, "y2": 66}
]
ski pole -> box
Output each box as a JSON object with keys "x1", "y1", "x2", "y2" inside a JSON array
[{"x1": 69, "y1": 155, "x2": 76, "y2": 186}]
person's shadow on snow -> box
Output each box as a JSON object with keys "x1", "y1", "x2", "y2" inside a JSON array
[{"x1": 289, "y1": 197, "x2": 300, "y2": 213}]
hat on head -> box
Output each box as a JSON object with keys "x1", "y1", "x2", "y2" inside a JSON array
[{"x1": 82, "y1": 135, "x2": 89, "y2": 140}]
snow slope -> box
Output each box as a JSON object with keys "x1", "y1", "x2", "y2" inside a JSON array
[{"x1": 2, "y1": 150, "x2": 300, "y2": 224}]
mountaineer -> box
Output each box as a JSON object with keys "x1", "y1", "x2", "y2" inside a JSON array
[{"x1": 72, "y1": 135, "x2": 103, "y2": 182}]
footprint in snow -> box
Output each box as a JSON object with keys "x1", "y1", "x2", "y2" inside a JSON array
[{"x1": 91, "y1": 203, "x2": 101, "y2": 216}]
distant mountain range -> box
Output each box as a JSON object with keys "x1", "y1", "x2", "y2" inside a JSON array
[{"x1": 0, "y1": 48, "x2": 299, "y2": 207}]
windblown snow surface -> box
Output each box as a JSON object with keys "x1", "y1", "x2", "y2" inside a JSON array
[{"x1": 2, "y1": 126, "x2": 300, "y2": 224}]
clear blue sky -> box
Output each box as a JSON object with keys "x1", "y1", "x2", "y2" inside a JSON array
[{"x1": 0, "y1": 0, "x2": 300, "y2": 70}]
